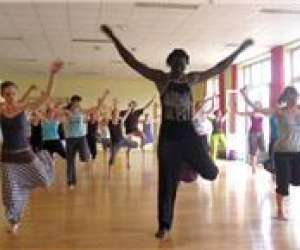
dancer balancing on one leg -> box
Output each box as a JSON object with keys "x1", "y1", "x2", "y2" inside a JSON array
[
  {"x1": 141, "y1": 113, "x2": 155, "y2": 150},
  {"x1": 210, "y1": 109, "x2": 227, "y2": 161},
  {"x1": 120, "y1": 96, "x2": 155, "y2": 147},
  {"x1": 30, "y1": 110, "x2": 43, "y2": 153},
  {"x1": 62, "y1": 90, "x2": 109, "y2": 189},
  {"x1": 107, "y1": 108, "x2": 138, "y2": 177},
  {"x1": 234, "y1": 86, "x2": 266, "y2": 174},
  {"x1": 40, "y1": 102, "x2": 67, "y2": 160},
  {"x1": 0, "y1": 60, "x2": 63, "y2": 234},
  {"x1": 238, "y1": 86, "x2": 300, "y2": 220},
  {"x1": 193, "y1": 95, "x2": 215, "y2": 153},
  {"x1": 101, "y1": 24, "x2": 253, "y2": 239}
]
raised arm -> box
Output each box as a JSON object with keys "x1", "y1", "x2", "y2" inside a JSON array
[
  {"x1": 19, "y1": 84, "x2": 37, "y2": 103},
  {"x1": 98, "y1": 89, "x2": 110, "y2": 107},
  {"x1": 142, "y1": 95, "x2": 155, "y2": 110},
  {"x1": 112, "y1": 98, "x2": 118, "y2": 111},
  {"x1": 240, "y1": 86, "x2": 271, "y2": 116},
  {"x1": 186, "y1": 39, "x2": 254, "y2": 85},
  {"x1": 46, "y1": 60, "x2": 64, "y2": 96},
  {"x1": 25, "y1": 60, "x2": 64, "y2": 111},
  {"x1": 203, "y1": 96, "x2": 215, "y2": 115},
  {"x1": 83, "y1": 89, "x2": 110, "y2": 114},
  {"x1": 101, "y1": 25, "x2": 165, "y2": 82},
  {"x1": 120, "y1": 109, "x2": 131, "y2": 123}
]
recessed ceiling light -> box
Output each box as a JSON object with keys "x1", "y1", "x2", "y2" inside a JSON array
[
  {"x1": 0, "y1": 36, "x2": 23, "y2": 41},
  {"x1": 0, "y1": 58, "x2": 37, "y2": 62},
  {"x1": 134, "y1": 2, "x2": 199, "y2": 10},
  {"x1": 72, "y1": 38, "x2": 111, "y2": 44},
  {"x1": 260, "y1": 8, "x2": 300, "y2": 15}
]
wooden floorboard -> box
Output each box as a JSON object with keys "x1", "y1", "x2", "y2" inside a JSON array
[{"x1": 1, "y1": 151, "x2": 300, "y2": 250}]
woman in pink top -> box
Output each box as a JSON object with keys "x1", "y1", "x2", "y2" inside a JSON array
[{"x1": 234, "y1": 86, "x2": 266, "y2": 174}]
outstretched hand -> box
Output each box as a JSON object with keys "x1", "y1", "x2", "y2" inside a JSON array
[
  {"x1": 239, "y1": 38, "x2": 254, "y2": 51},
  {"x1": 100, "y1": 24, "x2": 114, "y2": 38},
  {"x1": 240, "y1": 85, "x2": 247, "y2": 93},
  {"x1": 50, "y1": 59, "x2": 64, "y2": 75}
]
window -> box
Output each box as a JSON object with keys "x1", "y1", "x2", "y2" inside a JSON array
[
  {"x1": 240, "y1": 58, "x2": 271, "y2": 160},
  {"x1": 289, "y1": 47, "x2": 300, "y2": 93},
  {"x1": 207, "y1": 76, "x2": 219, "y2": 96},
  {"x1": 206, "y1": 76, "x2": 219, "y2": 110},
  {"x1": 242, "y1": 59, "x2": 271, "y2": 108},
  {"x1": 292, "y1": 47, "x2": 300, "y2": 80}
]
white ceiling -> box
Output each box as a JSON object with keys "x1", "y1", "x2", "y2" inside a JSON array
[{"x1": 1, "y1": 0, "x2": 300, "y2": 79}]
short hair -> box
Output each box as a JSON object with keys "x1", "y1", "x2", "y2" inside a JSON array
[
  {"x1": 166, "y1": 49, "x2": 190, "y2": 67},
  {"x1": 278, "y1": 86, "x2": 298, "y2": 104},
  {"x1": 1, "y1": 81, "x2": 17, "y2": 95},
  {"x1": 70, "y1": 95, "x2": 82, "y2": 102},
  {"x1": 129, "y1": 100, "x2": 137, "y2": 106}
]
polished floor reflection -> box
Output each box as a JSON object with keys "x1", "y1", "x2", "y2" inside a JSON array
[{"x1": 1, "y1": 151, "x2": 300, "y2": 250}]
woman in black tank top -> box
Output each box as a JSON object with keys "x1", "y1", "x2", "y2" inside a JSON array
[
  {"x1": 30, "y1": 111, "x2": 43, "y2": 152},
  {"x1": 0, "y1": 60, "x2": 63, "y2": 234},
  {"x1": 101, "y1": 25, "x2": 253, "y2": 239}
]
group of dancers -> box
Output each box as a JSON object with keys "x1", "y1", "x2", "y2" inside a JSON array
[{"x1": 0, "y1": 24, "x2": 299, "y2": 240}]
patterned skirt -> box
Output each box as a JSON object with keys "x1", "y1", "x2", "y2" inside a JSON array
[{"x1": 0, "y1": 149, "x2": 54, "y2": 224}]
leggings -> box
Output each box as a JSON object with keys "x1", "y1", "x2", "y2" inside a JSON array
[
  {"x1": 66, "y1": 137, "x2": 90, "y2": 186},
  {"x1": 109, "y1": 138, "x2": 138, "y2": 166},
  {"x1": 158, "y1": 134, "x2": 218, "y2": 231},
  {"x1": 42, "y1": 140, "x2": 66, "y2": 158},
  {"x1": 275, "y1": 152, "x2": 300, "y2": 196},
  {"x1": 87, "y1": 136, "x2": 97, "y2": 159}
]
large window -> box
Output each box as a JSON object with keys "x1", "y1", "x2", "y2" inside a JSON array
[
  {"x1": 206, "y1": 76, "x2": 219, "y2": 110},
  {"x1": 290, "y1": 47, "x2": 300, "y2": 92},
  {"x1": 242, "y1": 59, "x2": 271, "y2": 108},
  {"x1": 241, "y1": 59, "x2": 271, "y2": 160}
]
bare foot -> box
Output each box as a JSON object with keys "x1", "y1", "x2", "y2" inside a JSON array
[
  {"x1": 69, "y1": 185, "x2": 75, "y2": 191},
  {"x1": 8, "y1": 223, "x2": 20, "y2": 234},
  {"x1": 274, "y1": 211, "x2": 288, "y2": 221}
]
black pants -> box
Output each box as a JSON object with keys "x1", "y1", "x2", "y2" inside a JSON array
[
  {"x1": 158, "y1": 134, "x2": 219, "y2": 231},
  {"x1": 66, "y1": 137, "x2": 90, "y2": 186},
  {"x1": 199, "y1": 134, "x2": 209, "y2": 153},
  {"x1": 42, "y1": 140, "x2": 66, "y2": 158},
  {"x1": 109, "y1": 138, "x2": 138, "y2": 166},
  {"x1": 87, "y1": 136, "x2": 97, "y2": 159},
  {"x1": 275, "y1": 152, "x2": 300, "y2": 196},
  {"x1": 30, "y1": 138, "x2": 42, "y2": 153}
]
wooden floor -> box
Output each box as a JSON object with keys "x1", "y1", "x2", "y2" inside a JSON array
[{"x1": 1, "y1": 151, "x2": 300, "y2": 250}]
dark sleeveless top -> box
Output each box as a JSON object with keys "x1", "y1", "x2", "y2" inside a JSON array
[
  {"x1": 159, "y1": 81, "x2": 196, "y2": 140},
  {"x1": 31, "y1": 122, "x2": 42, "y2": 144},
  {"x1": 1, "y1": 111, "x2": 30, "y2": 151},
  {"x1": 87, "y1": 120, "x2": 99, "y2": 138}
]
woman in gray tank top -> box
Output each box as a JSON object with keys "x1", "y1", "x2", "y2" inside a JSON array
[
  {"x1": 238, "y1": 86, "x2": 300, "y2": 220},
  {"x1": 0, "y1": 60, "x2": 63, "y2": 234},
  {"x1": 273, "y1": 87, "x2": 300, "y2": 220}
]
